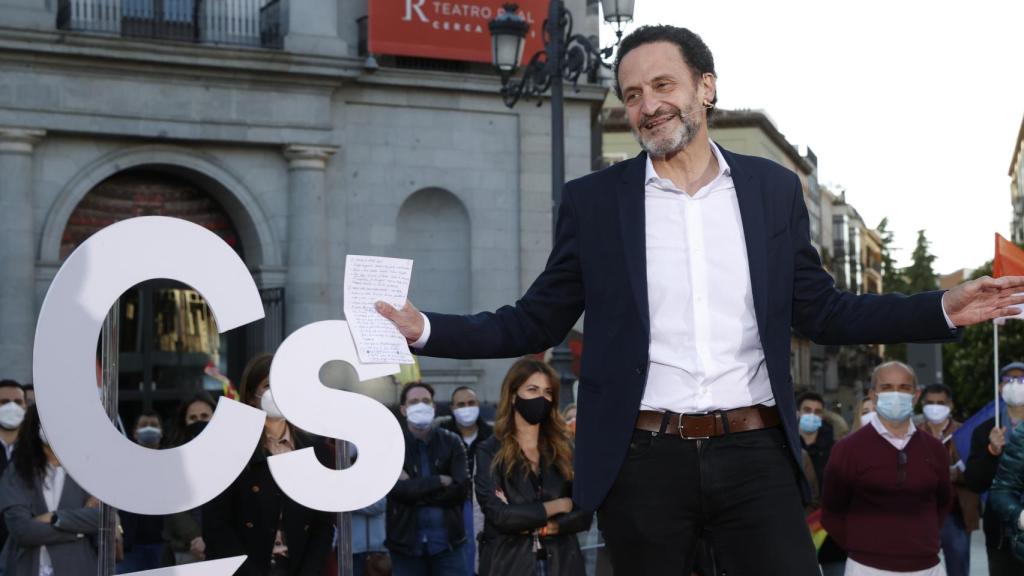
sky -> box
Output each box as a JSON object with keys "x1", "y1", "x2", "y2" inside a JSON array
[{"x1": 600, "y1": 0, "x2": 1024, "y2": 274}]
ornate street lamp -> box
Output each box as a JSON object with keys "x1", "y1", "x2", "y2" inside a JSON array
[{"x1": 489, "y1": 2, "x2": 633, "y2": 405}]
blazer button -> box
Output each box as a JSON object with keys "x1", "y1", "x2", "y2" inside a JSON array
[
  {"x1": 635, "y1": 365, "x2": 645, "y2": 375},
  {"x1": 251, "y1": 485, "x2": 261, "y2": 493},
  {"x1": 304, "y1": 524, "x2": 310, "y2": 531},
  {"x1": 244, "y1": 522, "x2": 254, "y2": 529}
]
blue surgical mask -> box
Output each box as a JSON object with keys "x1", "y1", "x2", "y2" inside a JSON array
[
  {"x1": 798, "y1": 413, "x2": 822, "y2": 434},
  {"x1": 875, "y1": 392, "x2": 914, "y2": 422}
]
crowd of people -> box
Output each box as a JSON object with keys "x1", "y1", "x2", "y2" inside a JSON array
[{"x1": 1, "y1": 352, "x2": 1024, "y2": 575}]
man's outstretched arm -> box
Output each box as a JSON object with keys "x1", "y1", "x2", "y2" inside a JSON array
[{"x1": 377, "y1": 184, "x2": 585, "y2": 360}]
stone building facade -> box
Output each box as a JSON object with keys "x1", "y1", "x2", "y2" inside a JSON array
[{"x1": 0, "y1": 0, "x2": 605, "y2": 413}]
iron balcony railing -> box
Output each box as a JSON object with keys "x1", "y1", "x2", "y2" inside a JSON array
[{"x1": 57, "y1": 0, "x2": 283, "y2": 49}]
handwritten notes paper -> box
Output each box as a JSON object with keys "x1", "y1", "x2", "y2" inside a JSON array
[{"x1": 344, "y1": 256, "x2": 415, "y2": 365}]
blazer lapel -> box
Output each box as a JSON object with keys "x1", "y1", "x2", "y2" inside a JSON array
[
  {"x1": 720, "y1": 147, "x2": 770, "y2": 344},
  {"x1": 617, "y1": 153, "x2": 650, "y2": 334}
]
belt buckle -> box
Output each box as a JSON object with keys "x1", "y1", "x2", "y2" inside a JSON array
[{"x1": 678, "y1": 411, "x2": 711, "y2": 440}]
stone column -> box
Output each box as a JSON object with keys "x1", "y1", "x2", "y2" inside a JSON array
[
  {"x1": 0, "y1": 128, "x2": 44, "y2": 382},
  {"x1": 283, "y1": 144, "x2": 337, "y2": 335}
]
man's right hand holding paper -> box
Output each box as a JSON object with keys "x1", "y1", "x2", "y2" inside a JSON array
[{"x1": 375, "y1": 299, "x2": 425, "y2": 345}]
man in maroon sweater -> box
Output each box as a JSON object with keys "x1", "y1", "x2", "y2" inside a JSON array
[{"x1": 822, "y1": 361, "x2": 952, "y2": 575}]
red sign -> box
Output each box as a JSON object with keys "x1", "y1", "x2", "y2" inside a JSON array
[{"x1": 369, "y1": 0, "x2": 546, "y2": 64}]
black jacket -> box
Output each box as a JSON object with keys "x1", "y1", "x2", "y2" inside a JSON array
[
  {"x1": 800, "y1": 421, "x2": 835, "y2": 499},
  {"x1": 202, "y1": 430, "x2": 332, "y2": 576},
  {"x1": 385, "y1": 426, "x2": 470, "y2": 556},
  {"x1": 474, "y1": 436, "x2": 592, "y2": 576},
  {"x1": 964, "y1": 417, "x2": 1012, "y2": 550},
  {"x1": 440, "y1": 415, "x2": 494, "y2": 480},
  {"x1": 418, "y1": 148, "x2": 960, "y2": 511}
]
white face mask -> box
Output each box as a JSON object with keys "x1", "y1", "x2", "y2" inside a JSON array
[
  {"x1": 405, "y1": 402, "x2": 435, "y2": 430},
  {"x1": 453, "y1": 406, "x2": 480, "y2": 427},
  {"x1": 922, "y1": 404, "x2": 951, "y2": 424},
  {"x1": 0, "y1": 403, "x2": 25, "y2": 430},
  {"x1": 1002, "y1": 382, "x2": 1024, "y2": 407},
  {"x1": 260, "y1": 389, "x2": 285, "y2": 420}
]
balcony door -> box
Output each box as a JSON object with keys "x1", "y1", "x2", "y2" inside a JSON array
[{"x1": 122, "y1": 0, "x2": 198, "y2": 42}]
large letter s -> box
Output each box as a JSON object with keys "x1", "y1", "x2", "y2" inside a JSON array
[{"x1": 268, "y1": 320, "x2": 405, "y2": 512}]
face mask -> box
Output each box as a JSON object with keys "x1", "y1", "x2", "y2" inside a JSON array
[
  {"x1": 260, "y1": 389, "x2": 284, "y2": 420},
  {"x1": 514, "y1": 395, "x2": 552, "y2": 426},
  {"x1": 453, "y1": 406, "x2": 480, "y2": 427},
  {"x1": 136, "y1": 426, "x2": 162, "y2": 447},
  {"x1": 405, "y1": 402, "x2": 435, "y2": 430},
  {"x1": 1002, "y1": 382, "x2": 1024, "y2": 407},
  {"x1": 798, "y1": 413, "x2": 822, "y2": 434},
  {"x1": 0, "y1": 403, "x2": 25, "y2": 430},
  {"x1": 875, "y1": 392, "x2": 914, "y2": 423},
  {"x1": 922, "y1": 404, "x2": 951, "y2": 424}
]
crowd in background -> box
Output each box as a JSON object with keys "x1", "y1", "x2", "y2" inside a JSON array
[{"x1": 1, "y1": 354, "x2": 1024, "y2": 575}]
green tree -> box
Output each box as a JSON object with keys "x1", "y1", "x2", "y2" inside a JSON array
[
  {"x1": 877, "y1": 218, "x2": 907, "y2": 294},
  {"x1": 904, "y1": 230, "x2": 938, "y2": 293},
  {"x1": 881, "y1": 229, "x2": 937, "y2": 361},
  {"x1": 943, "y1": 262, "x2": 1024, "y2": 417}
]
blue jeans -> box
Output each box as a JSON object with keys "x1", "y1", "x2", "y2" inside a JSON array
[
  {"x1": 462, "y1": 499, "x2": 476, "y2": 574},
  {"x1": 940, "y1": 513, "x2": 970, "y2": 576},
  {"x1": 115, "y1": 543, "x2": 164, "y2": 573},
  {"x1": 392, "y1": 545, "x2": 468, "y2": 576}
]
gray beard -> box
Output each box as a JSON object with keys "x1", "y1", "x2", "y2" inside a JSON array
[{"x1": 633, "y1": 113, "x2": 700, "y2": 159}]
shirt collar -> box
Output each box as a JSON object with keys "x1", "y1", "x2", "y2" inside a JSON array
[
  {"x1": 869, "y1": 413, "x2": 916, "y2": 441},
  {"x1": 645, "y1": 140, "x2": 732, "y2": 188}
]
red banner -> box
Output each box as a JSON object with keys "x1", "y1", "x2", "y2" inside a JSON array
[
  {"x1": 994, "y1": 233, "x2": 1024, "y2": 278},
  {"x1": 369, "y1": 0, "x2": 546, "y2": 64}
]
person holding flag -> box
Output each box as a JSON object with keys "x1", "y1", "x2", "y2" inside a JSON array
[
  {"x1": 988, "y1": 394, "x2": 1024, "y2": 566},
  {"x1": 963, "y1": 362, "x2": 1024, "y2": 575}
]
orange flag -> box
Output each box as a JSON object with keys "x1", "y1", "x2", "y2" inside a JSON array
[{"x1": 994, "y1": 233, "x2": 1024, "y2": 278}]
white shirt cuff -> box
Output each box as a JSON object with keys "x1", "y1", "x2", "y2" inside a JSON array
[
  {"x1": 1018, "y1": 510, "x2": 1024, "y2": 531},
  {"x1": 941, "y1": 294, "x2": 956, "y2": 329},
  {"x1": 410, "y1": 313, "x2": 431, "y2": 349}
]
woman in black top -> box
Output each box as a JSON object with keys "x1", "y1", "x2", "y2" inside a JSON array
[
  {"x1": 202, "y1": 353, "x2": 331, "y2": 576},
  {"x1": 475, "y1": 358, "x2": 592, "y2": 576}
]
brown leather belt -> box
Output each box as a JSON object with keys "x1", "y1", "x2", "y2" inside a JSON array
[{"x1": 635, "y1": 405, "x2": 781, "y2": 439}]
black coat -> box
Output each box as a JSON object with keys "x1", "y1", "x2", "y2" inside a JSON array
[
  {"x1": 202, "y1": 431, "x2": 332, "y2": 576},
  {"x1": 441, "y1": 415, "x2": 494, "y2": 480},
  {"x1": 964, "y1": 417, "x2": 1013, "y2": 550},
  {"x1": 385, "y1": 426, "x2": 470, "y2": 556},
  {"x1": 419, "y1": 148, "x2": 960, "y2": 511},
  {"x1": 474, "y1": 436, "x2": 592, "y2": 576}
]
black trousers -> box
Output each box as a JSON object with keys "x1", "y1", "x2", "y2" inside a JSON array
[{"x1": 597, "y1": 426, "x2": 820, "y2": 576}]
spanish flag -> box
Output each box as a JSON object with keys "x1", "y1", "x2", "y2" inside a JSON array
[{"x1": 806, "y1": 509, "x2": 828, "y2": 551}]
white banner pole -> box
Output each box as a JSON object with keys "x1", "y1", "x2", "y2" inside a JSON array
[{"x1": 995, "y1": 320, "x2": 1001, "y2": 430}]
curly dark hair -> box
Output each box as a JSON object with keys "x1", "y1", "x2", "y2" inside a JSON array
[
  {"x1": 613, "y1": 25, "x2": 718, "y2": 121},
  {"x1": 12, "y1": 405, "x2": 49, "y2": 485}
]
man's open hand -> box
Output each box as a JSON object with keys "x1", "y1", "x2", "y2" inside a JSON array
[
  {"x1": 943, "y1": 275, "x2": 1024, "y2": 326},
  {"x1": 375, "y1": 299, "x2": 424, "y2": 344}
]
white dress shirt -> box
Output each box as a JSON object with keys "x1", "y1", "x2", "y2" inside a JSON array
[
  {"x1": 640, "y1": 142, "x2": 773, "y2": 413},
  {"x1": 869, "y1": 415, "x2": 917, "y2": 451},
  {"x1": 844, "y1": 557, "x2": 944, "y2": 576}
]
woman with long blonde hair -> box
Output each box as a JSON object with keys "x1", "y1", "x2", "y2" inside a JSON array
[{"x1": 474, "y1": 358, "x2": 592, "y2": 576}]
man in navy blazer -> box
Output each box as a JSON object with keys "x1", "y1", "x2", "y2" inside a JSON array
[{"x1": 378, "y1": 25, "x2": 1024, "y2": 575}]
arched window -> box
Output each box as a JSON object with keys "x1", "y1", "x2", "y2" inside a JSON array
[{"x1": 396, "y1": 188, "x2": 471, "y2": 315}]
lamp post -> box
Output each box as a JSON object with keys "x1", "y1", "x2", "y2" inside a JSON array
[{"x1": 489, "y1": 1, "x2": 633, "y2": 405}]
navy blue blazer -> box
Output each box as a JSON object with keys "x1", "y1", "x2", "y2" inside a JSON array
[{"x1": 419, "y1": 146, "x2": 957, "y2": 512}]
